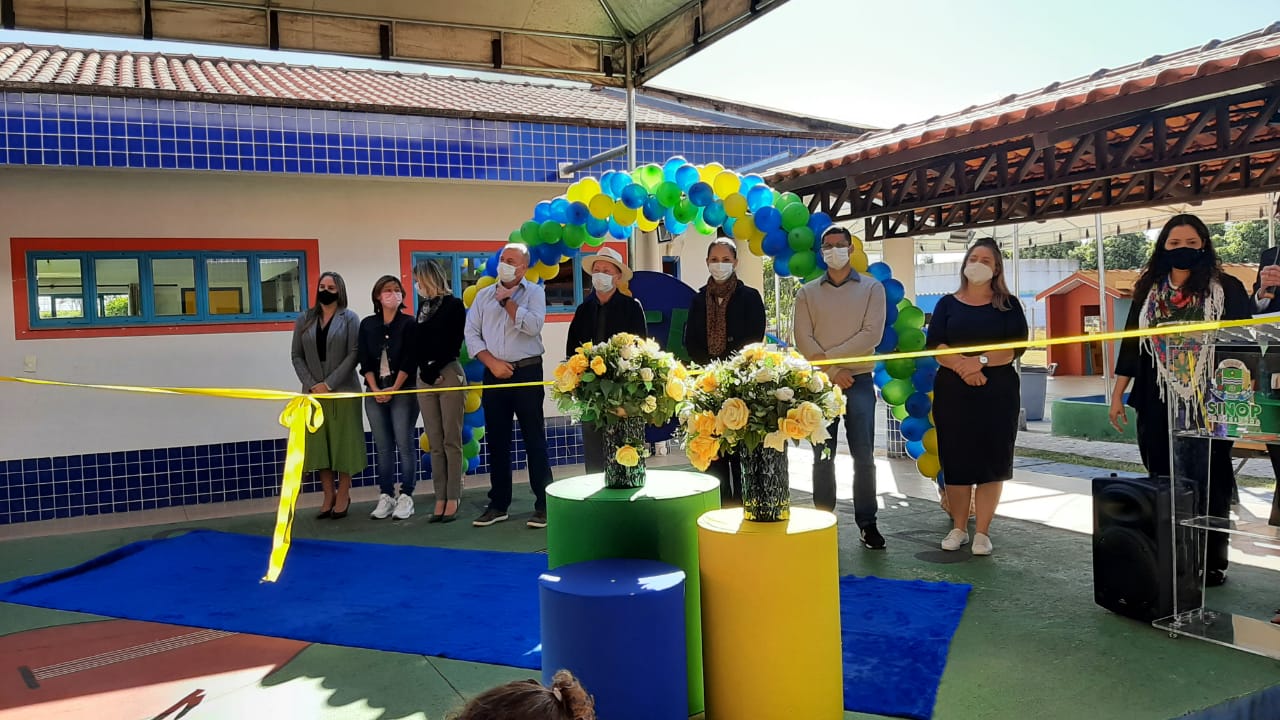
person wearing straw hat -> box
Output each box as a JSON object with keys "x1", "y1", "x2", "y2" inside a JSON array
[{"x1": 565, "y1": 246, "x2": 649, "y2": 474}]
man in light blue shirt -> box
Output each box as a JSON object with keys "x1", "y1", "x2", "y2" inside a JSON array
[{"x1": 465, "y1": 243, "x2": 554, "y2": 529}]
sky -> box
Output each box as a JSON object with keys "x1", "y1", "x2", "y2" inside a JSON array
[{"x1": 1, "y1": 0, "x2": 1276, "y2": 129}]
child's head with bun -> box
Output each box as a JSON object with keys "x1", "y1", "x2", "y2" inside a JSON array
[{"x1": 451, "y1": 669, "x2": 595, "y2": 720}]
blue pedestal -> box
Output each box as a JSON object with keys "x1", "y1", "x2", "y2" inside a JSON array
[{"x1": 539, "y1": 558, "x2": 688, "y2": 720}]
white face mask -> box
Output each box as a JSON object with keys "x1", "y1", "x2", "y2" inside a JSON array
[
  {"x1": 708, "y1": 262, "x2": 735, "y2": 282},
  {"x1": 497, "y1": 262, "x2": 519, "y2": 283},
  {"x1": 592, "y1": 272, "x2": 615, "y2": 293},
  {"x1": 963, "y1": 262, "x2": 994, "y2": 285},
  {"x1": 822, "y1": 246, "x2": 850, "y2": 270}
]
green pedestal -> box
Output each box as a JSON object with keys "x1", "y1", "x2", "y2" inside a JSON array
[{"x1": 546, "y1": 470, "x2": 720, "y2": 716}]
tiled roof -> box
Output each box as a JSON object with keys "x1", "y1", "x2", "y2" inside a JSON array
[
  {"x1": 769, "y1": 23, "x2": 1280, "y2": 181},
  {"x1": 0, "y1": 42, "x2": 836, "y2": 134}
]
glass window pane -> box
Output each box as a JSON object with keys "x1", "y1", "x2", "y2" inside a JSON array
[
  {"x1": 259, "y1": 257, "x2": 301, "y2": 313},
  {"x1": 153, "y1": 258, "x2": 197, "y2": 317},
  {"x1": 456, "y1": 254, "x2": 487, "y2": 299},
  {"x1": 34, "y1": 257, "x2": 85, "y2": 319},
  {"x1": 544, "y1": 258, "x2": 577, "y2": 308},
  {"x1": 205, "y1": 257, "x2": 249, "y2": 315},
  {"x1": 95, "y1": 257, "x2": 142, "y2": 318}
]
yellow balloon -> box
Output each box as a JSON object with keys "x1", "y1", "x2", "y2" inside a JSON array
[
  {"x1": 566, "y1": 183, "x2": 585, "y2": 204},
  {"x1": 464, "y1": 390, "x2": 482, "y2": 413},
  {"x1": 922, "y1": 428, "x2": 938, "y2": 454},
  {"x1": 699, "y1": 162, "x2": 725, "y2": 183},
  {"x1": 916, "y1": 453, "x2": 941, "y2": 479},
  {"x1": 736, "y1": 215, "x2": 758, "y2": 240},
  {"x1": 462, "y1": 284, "x2": 479, "y2": 308},
  {"x1": 637, "y1": 216, "x2": 660, "y2": 233},
  {"x1": 851, "y1": 250, "x2": 869, "y2": 273},
  {"x1": 588, "y1": 193, "x2": 614, "y2": 220},
  {"x1": 542, "y1": 263, "x2": 563, "y2": 281},
  {"x1": 748, "y1": 236, "x2": 765, "y2": 257},
  {"x1": 723, "y1": 193, "x2": 748, "y2": 218},
  {"x1": 612, "y1": 201, "x2": 638, "y2": 226},
  {"x1": 712, "y1": 171, "x2": 741, "y2": 198},
  {"x1": 419, "y1": 432, "x2": 430, "y2": 452},
  {"x1": 476, "y1": 275, "x2": 497, "y2": 289},
  {"x1": 579, "y1": 177, "x2": 602, "y2": 199},
  {"x1": 851, "y1": 237, "x2": 864, "y2": 254}
]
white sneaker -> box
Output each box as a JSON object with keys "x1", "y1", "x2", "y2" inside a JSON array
[
  {"x1": 393, "y1": 494, "x2": 415, "y2": 520},
  {"x1": 941, "y1": 529, "x2": 969, "y2": 551},
  {"x1": 371, "y1": 493, "x2": 396, "y2": 519},
  {"x1": 972, "y1": 532, "x2": 992, "y2": 556}
]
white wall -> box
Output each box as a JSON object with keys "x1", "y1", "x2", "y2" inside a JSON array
[{"x1": 0, "y1": 166, "x2": 572, "y2": 460}]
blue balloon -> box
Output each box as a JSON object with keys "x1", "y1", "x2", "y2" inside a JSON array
[
  {"x1": 462, "y1": 425, "x2": 474, "y2": 444},
  {"x1": 911, "y1": 367, "x2": 937, "y2": 392},
  {"x1": 747, "y1": 184, "x2": 774, "y2": 212},
  {"x1": 585, "y1": 215, "x2": 609, "y2": 238},
  {"x1": 567, "y1": 201, "x2": 590, "y2": 225},
  {"x1": 675, "y1": 164, "x2": 701, "y2": 191},
  {"x1": 609, "y1": 171, "x2": 631, "y2": 198},
  {"x1": 666, "y1": 219, "x2": 688, "y2": 236},
  {"x1": 875, "y1": 327, "x2": 898, "y2": 354},
  {"x1": 663, "y1": 156, "x2": 688, "y2": 182},
  {"x1": 808, "y1": 211, "x2": 833, "y2": 235},
  {"x1": 873, "y1": 368, "x2": 892, "y2": 388},
  {"x1": 486, "y1": 250, "x2": 502, "y2": 277},
  {"x1": 874, "y1": 360, "x2": 886, "y2": 372},
  {"x1": 549, "y1": 198, "x2": 570, "y2": 224},
  {"x1": 905, "y1": 392, "x2": 932, "y2": 418},
  {"x1": 702, "y1": 200, "x2": 727, "y2": 227},
  {"x1": 599, "y1": 171, "x2": 621, "y2": 198},
  {"x1": 867, "y1": 261, "x2": 893, "y2": 282},
  {"x1": 883, "y1": 279, "x2": 905, "y2": 305},
  {"x1": 761, "y1": 228, "x2": 789, "y2": 256},
  {"x1": 740, "y1": 174, "x2": 765, "y2": 196},
  {"x1": 906, "y1": 440, "x2": 926, "y2": 460},
  {"x1": 688, "y1": 182, "x2": 715, "y2": 207},
  {"x1": 772, "y1": 258, "x2": 792, "y2": 278},
  {"x1": 608, "y1": 219, "x2": 633, "y2": 239},
  {"x1": 915, "y1": 355, "x2": 939, "y2": 372},
  {"x1": 533, "y1": 201, "x2": 552, "y2": 223},
  {"x1": 883, "y1": 302, "x2": 899, "y2": 327},
  {"x1": 464, "y1": 360, "x2": 485, "y2": 383},
  {"x1": 463, "y1": 407, "x2": 485, "y2": 427},
  {"x1": 621, "y1": 183, "x2": 648, "y2": 209},
  {"x1": 723, "y1": 216, "x2": 738, "y2": 238},
  {"x1": 755, "y1": 205, "x2": 783, "y2": 233},
  {"x1": 537, "y1": 242, "x2": 561, "y2": 266},
  {"x1": 900, "y1": 416, "x2": 930, "y2": 442},
  {"x1": 643, "y1": 195, "x2": 665, "y2": 222}
]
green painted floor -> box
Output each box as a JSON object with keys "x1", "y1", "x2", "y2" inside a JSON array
[{"x1": 2, "y1": 481, "x2": 1278, "y2": 720}]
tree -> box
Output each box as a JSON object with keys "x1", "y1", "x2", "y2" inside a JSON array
[
  {"x1": 1212, "y1": 220, "x2": 1269, "y2": 264},
  {"x1": 103, "y1": 296, "x2": 132, "y2": 316},
  {"x1": 1072, "y1": 232, "x2": 1152, "y2": 270},
  {"x1": 762, "y1": 258, "x2": 802, "y2": 345},
  {"x1": 1019, "y1": 242, "x2": 1078, "y2": 260}
]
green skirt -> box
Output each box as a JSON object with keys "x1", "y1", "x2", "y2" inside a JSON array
[{"x1": 303, "y1": 397, "x2": 369, "y2": 475}]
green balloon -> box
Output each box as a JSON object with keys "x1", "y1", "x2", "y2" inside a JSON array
[
  {"x1": 774, "y1": 191, "x2": 802, "y2": 209},
  {"x1": 563, "y1": 224, "x2": 588, "y2": 249},
  {"x1": 471, "y1": 426, "x2": 485, "y2": 442},
  {"x1": 897, "y1": 298, "x2": 913, "y2": 311},
  {"x1": 538, "y1": 220, "x2": 562, "y2": 245},
  {"x1": 892, "y1": 403, "x2": 910, "y2": 421},
  {"x1": 638, "y1": 164, "x2": 664, "y2": 192},
  {"x1": 656, "y1": 181, "x2": 683, "y2": 208},
  {"x1": 463, "y1": 438, "x2": 480, "y2": 458},
  {"x1": 788, "y1": 250, "x2": 817, "y2": 278},
  {"x1": 881, "y1": 378, "x2": 913, "y2": 406},
  {"x1": 694, "y1": 216, "x2": 715, "y2": 235},
  {"x1": 895, "y1": 306, "x2": 926, "y2": 331},
  {"x1": 508, "y1": 229, "x2": 523, "y2": 245},
  {"x1": 897, "y1": 328, "x2": 927, "y2": 352},
  {"x1": 803, "y1": 268, "x2": 824, "y2": 283},
  {"x1": 458, "y1": 343, "x2": 471, "y2": 366},
  {"x1": 520, "y1": 221, "x2": 541, "y2": 246},
  {"x1": 787, "y1": 226, "x2": 815, "y2": 252},
  {"x1": 781, "y1": 203, "x2": 810, "y2": 231},
  {"x1": 885, "y1": 357, "x2": 915, "y2": 379},
  {"x1": 674, "y1": 198, "x2": 698, "y2": 223}
]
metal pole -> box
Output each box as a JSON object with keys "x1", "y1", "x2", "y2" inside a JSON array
[
  {"x1": 1095, "y1": 213, "x2": 1112, "y2": 399},
  {"x1": 1011, "y1": 225, "x2": 1021, "y2": 370},
  {"x1": 1270, "y1": 191, "x2": 1277, "y2": 249},
  {"x1": 624, "y1": 40, "x2": 638, "y2": 269}
]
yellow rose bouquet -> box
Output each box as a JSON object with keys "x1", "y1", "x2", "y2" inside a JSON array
[
  {"x1": 552, "y1": 332, "x2": 687, "y2": 488},
  {"x1": 678, "y1": 343, "x2": 846, "y2": 520}
]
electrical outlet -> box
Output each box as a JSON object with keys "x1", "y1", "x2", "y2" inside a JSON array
[{"x1": 23, "y1": 355, "x2": 36, "y2": 373}]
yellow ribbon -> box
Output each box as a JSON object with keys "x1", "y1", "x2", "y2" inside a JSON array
[{"x1": 263, "y1": 395, "x2": 324, "y2": 582}]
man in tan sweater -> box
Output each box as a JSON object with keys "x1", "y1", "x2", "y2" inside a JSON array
[{"x1": 793, "y1": 226, "x2": 887, "y2": 548}]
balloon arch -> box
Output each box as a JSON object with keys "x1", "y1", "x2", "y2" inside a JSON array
[{"x1": 452, "y1": 156, "x2": 941, "y2": 481}]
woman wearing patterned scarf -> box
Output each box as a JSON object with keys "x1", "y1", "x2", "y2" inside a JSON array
[{"x1": 1109, "y1": 214, "x2": 1252, "y2": 587}]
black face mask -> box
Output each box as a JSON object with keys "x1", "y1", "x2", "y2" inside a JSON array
[
  {"x1": 1163, "y1": 247, "x2": 1204, "y2": 271},
  {"x1": 316, "y1": 290, "x2": 339, "y2": 306}
]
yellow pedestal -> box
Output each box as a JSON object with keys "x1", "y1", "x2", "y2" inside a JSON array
[{"x1": 697, "y1": 507, "x2": 843, "y2": 720}]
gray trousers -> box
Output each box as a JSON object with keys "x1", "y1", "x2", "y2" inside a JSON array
[{"x1": 418, "y1": 361, "x2": 467, "y2": 503}]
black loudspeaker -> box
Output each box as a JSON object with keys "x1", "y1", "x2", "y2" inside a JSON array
[{"x1": 1092, "y1": 474, "x2": 1203, "y2": 622}]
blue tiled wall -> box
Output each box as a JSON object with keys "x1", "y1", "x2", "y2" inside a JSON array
[
  {"x1": 0, "y1": 418, "x2": 583, "y2": 525},
  {"x1": 0, "y1": 92, "x2": 833, "y2": 182}
]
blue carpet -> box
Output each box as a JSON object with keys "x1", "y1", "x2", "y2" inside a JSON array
[{"x1": 0, "y1": 531, "x2": 969, "y2": 719}]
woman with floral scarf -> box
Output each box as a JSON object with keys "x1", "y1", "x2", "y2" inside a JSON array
[{"x1": 1108, "y1": 214, "x2": 1252, "y2": 587}]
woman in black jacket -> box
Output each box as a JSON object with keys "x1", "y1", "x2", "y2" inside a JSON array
[
  {"x1": 565, "y1": 246, "x2": 649, "y2": 474},
  {"x1": 1108, "y1": 214, "x2": 1253, "y2": 586},
  {"x1": 360, "y1": 275, "x2": 420, "y2": 521},
  {"x1": 413, "y1": 258, "x2": 468, "y2": 523},
  {"x1": 683, "y1": 238, "x2": 766, "y2": 503}
]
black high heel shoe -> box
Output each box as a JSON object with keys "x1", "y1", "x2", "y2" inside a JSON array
[
  {"x1": 330, "y1": 500, "x2": 350, "y2": 520},
  {"x1": 439, "y1": 513, "x2": 458, "y2": 523}
]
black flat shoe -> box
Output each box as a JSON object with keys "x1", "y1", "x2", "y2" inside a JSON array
[{"x1": 1206, "y1": 569, "x2": 1228, "y2": 587}]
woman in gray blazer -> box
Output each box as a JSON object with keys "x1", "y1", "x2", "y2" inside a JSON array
[{"x1": 291, "y1": 271, "x2": 367, "y2": 519}]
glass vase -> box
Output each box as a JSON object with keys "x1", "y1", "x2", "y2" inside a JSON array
[
  {"x1": 742, "y1": 445, "x2": 789, "y2": 522},
  {"x1": 602, "y1": 416, "x2": 647, "y2": 489}
]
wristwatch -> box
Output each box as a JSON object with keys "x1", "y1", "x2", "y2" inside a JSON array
[{"x1": 978, "y1": 355, "x2": 989, "y2": 366}]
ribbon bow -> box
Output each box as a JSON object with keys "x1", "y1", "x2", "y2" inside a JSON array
[{"x1": 262, "y1": 395, "x2": 324, "y2": 582}]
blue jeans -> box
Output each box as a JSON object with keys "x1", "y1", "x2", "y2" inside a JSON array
[
  {"x1": 364, "y1": 392, "x2": 420, "y2": 496},
  {"x1": 811, "y1": 373, "x2": 877, "y2": 528}
]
